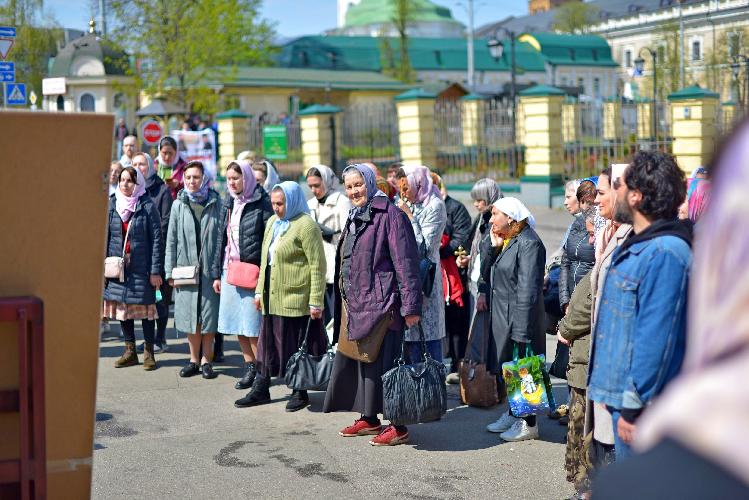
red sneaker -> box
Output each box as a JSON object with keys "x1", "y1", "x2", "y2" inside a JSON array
[
  {"x1": 369, "y1": 425, "x2": 409, "y2": 446},
  {"x1": 339, "y1": 418, "x2": 382, "y2": 437}
]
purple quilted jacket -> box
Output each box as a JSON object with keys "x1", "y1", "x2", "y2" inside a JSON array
[{"x1": 333, "y1": 196, "x2": 422, "y2": 341}]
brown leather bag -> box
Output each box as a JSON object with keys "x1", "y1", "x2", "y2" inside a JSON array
[
  {"x1": 336, "y1": 301, "x2": 393, "y2": 364},
  {"x1": 459, "y1": 309, "x2": 499, "y2": 407}
]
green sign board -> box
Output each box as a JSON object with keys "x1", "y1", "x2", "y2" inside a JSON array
[{"x1": 262, "y1": 125, "x2": 287, "y2": 160}]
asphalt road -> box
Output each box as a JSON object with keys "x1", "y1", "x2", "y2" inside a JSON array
[{"x1": 92, "y1": 204, "x2": 576, "y2": 500}]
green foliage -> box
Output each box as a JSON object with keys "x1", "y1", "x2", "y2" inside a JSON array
[
  {"x1": 552, "y1": 2, "x2": 600, "y2": 34},
  {"x1": 0, "y1": 0, "x2": 63, "y2": 100},
  {"x1": 108, "y1": 0, "x2": 276, "y2": 114}
]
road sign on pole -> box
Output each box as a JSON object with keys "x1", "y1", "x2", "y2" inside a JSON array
[
  {"x1": 0, "y1": 27, "x2": 16, "y2": 37},
  {"x1": 141, "y1": 120, "x2": 163, "y2": 145},
  {"x1": 0, "y1": 39, "x2": 13, "y2": 60},
  {"x1": 0, "y1": 62, "x2": 14, "y2": 82},
  {"x1": 5, "y1": 82, "x2": 26, "y2": 105}
]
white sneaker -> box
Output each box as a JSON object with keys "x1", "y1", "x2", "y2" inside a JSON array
[
  {"x1": 499, "y1": 419, "x2": 539, "y2": 442},
  {"x1": 486, "y1": 413, "x2": 518, "y2": 433}
]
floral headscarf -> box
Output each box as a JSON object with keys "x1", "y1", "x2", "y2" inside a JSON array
[{"x1": 115, "y1": 168, "x2": 147, "y2": 222}]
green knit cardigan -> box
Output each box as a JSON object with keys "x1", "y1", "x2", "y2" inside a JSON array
[{"x1": 256, "y1": 213, "x2": 326, "y2": 317}]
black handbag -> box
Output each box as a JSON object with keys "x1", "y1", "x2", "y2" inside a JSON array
[
  {"x1": 419, "y1": 242, "x2": 436, "y2": 296},
  {"x1": 284, "y1": 319, "x2": 335, "y2": 391},
  {"x1": 381, "y1": 323, "x2": 448, "y2": 425},
  {"x1": 549, "y1": 341, "x2": 569, "y2": 380}
]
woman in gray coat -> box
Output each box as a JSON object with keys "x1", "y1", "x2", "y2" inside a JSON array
[
  {"x1": 165, "y1": 161, "x2": 222, "y2": 379},
  {"x1": 396, "y1": 165, "x2": 446, "y2": 362},
  {"x1": 478, "y1": 197, "x2": 546, "y2": 443}
]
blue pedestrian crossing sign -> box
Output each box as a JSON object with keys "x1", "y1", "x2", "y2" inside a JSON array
[{"x1": 5, "y1": 82, "x2": 26, "y2": 105}]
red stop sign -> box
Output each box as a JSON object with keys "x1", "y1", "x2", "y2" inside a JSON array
[{"x1": 141, "y1": 120, "x2": 163, "y2": 145}]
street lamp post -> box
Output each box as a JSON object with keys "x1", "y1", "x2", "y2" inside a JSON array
[
  {"x1": 488, "y1": 29, "x2": 517, "y2": 177},
  {"x1": 635, "y1": 47, "x2": 657, "y2": 144},
  {"x1": 731, "y1": 54, "x2": 749, "y2": 114}
]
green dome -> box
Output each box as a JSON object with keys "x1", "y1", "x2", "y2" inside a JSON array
[{"x1": 345, "y1": 0, "x2": 462, "y2": 28}]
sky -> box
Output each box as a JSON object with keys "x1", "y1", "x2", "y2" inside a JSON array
[{"x1": 43, "y1": 0, "x2": 527, "y2": 38}]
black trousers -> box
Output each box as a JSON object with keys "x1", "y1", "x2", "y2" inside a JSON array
[
  {"x1": 121, "y1": 319, "x2": 155, "y2": 344},
  {"x1": 445, "y1": 297, "x2": 469, "y2": 371}
]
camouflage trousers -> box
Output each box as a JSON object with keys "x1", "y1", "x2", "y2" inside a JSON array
[{"x1": 565, "y1": 387, "x2": 590, "y2": 491}]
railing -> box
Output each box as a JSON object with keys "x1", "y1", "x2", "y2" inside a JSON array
[
  {"x1": 245, "y1": 114, "x2": 303, "y2": 178},
  {"x1": 433, "y1": 99, "x2": 522, "y2": 183},
  {"x1": 337, "y1": 103, "x2": 400, "y2": 171}
]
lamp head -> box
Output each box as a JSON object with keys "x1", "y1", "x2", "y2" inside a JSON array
[{"x1": 488, "y1": 38, "x2": 504, "y2": 61}]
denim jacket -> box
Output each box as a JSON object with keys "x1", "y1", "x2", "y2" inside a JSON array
[{"x1": 588, "y1": 220, "x2": 691, "y2": 416}]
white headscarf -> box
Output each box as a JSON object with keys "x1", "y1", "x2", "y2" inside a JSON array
[
  {"x1": 306, "y1": 164, "x2": 338, "y2": 195},
  {"x1": 492, "y1": 197, "x2": 536, "y2": 229}
]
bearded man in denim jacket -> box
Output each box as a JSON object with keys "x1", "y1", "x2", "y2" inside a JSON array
[{"x1": 588, "y1": 151, "x2": 692, "y2": 460}]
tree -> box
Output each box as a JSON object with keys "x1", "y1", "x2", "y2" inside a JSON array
[
  {"x1": 0, "y1": 0, "x2": 63, "y2": 101},
  {"x1": 703, "y1": 27, "x2": 749, "y2": 108},
  {"x1": 389, "y1": 0, "x2": 415, "y2": 83},
  {"x1": 552, "y1": 2, "x2": 600, "y2": 34},
  {"x1": 108, "y1": 0, "x2": 276, "y2": 114}
]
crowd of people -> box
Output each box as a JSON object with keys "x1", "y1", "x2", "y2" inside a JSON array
[{"x1": 101, "y1": 118, "x2": 749, "y2": 496}]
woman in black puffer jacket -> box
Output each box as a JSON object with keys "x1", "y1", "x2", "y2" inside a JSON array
[
  {"x1": 211, "y1": 159, "x2": 273, "y2": 390},
  {"x1": 559, "y1": 180, "x2": 596, "y2": 311},
  {"x1": 103, "y1": 166, "x2": 163, "y2": 370}
]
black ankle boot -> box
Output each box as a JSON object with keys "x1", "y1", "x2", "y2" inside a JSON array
[
  {"x1": 285, "y1": 389, "x2": 309, "y2": 412},
  {"x1": 234, "y1": 374, "x2": 271, "y2": 408},
  {"x1": 235, "y1": 362, "x2": 257, "y2": 390}
]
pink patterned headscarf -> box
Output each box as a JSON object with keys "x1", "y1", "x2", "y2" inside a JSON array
[
  {"x1": 401, "y1": 165, "x2": 441, "y2": 204},
  {"x1": 636, "y1": 121, "x2": 749, "y2": 485},
  {"x1": 687, "y1": 179, "x2": 711, "y2": 223},
  {"x1": 115, "y1": 168, "x2": 147, "y2": 222}
]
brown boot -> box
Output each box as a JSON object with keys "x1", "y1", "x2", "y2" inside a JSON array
[
  {"x1": 143, "y1": 343, "x2": 156, "y2": 371},
  {"x1": 115, "y1": 341, "x2": 138, "y2": 368}
]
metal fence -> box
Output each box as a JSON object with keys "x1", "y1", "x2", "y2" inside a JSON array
[
  {"x1": 563, "y1": 100, "x2": 673, "y2": 180},
  {"x1": 433, "y1": 99, "x2": 522, "y2": 183},
  {"x1": 337, "y1": 103, "x2": 400, "y2": 171},
  {"x1": 245, "y1": 114, "x2": 303, "y2": 179}
]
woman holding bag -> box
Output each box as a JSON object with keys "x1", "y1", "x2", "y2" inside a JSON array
[
  {"x1": 480, "y1": 197, "x2": 546, "y2": 442},
  {"x1": 212, "y1": 159, "x2": 273, "y2": 390},
  {"x1": 103, "y1": 166, "x2": 163, "y2": 370},
  {"x1": 165, "y1": 161, "x2": 222, "y2": 379},
  {"x1": 323, "y1": 164, "x2": 423, "y2": 447},
  {"x1": 234, "y1": 181, "x2": 327, "y2": 412}
]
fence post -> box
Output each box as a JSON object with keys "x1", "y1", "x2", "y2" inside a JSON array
[
  {"x1": 299, "y1": 104, "x2": 342, "y2": 171},
  {"x1": 216, "y1": 109, "x2": 251, "y2": 176},
  {"x1": 636, "y1": 98, "x2": 654, "y2": 140},
  {"x1": 562, "y1": 96, "x2": 577, "y2": 143},
  {"x1": 395, "y1": 89, "x2": 437, "y2": 166},
  {"x1": 461, "y1": 94, "x2": 483, "y2": 147},
  {"x1": 668, "y1": 85, "x2": 720, "y2": 173},
  {"x1": 519, "y1": 84, "x2": 565, "y2": 207},
  {"x1": 603, "y1": 98, "x2": 622, "y2": 141}
]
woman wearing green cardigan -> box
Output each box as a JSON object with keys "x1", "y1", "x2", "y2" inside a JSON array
[{"x1": 235, "y1": 181, "x2": 328, "y2": 412}]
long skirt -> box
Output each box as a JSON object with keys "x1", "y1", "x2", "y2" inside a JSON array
[
  {"x1": 323, "y1": 328, "x2": 403, "y2": 418},
  {"x1": 256, "y1": 314, "x2": 327, "y2": 378}
]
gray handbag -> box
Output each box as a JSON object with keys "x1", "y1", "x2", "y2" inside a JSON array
[
  {"x1": 382, "y1": 323, "x2": 448, "y2": 425},
  {"x1": 284, "y1": 319, "x2": 335, "y2": 391}
]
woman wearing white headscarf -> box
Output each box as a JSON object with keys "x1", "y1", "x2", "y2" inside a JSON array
[
  {"x1": 480, "y1": 197, "x2": 546, "y2": 442},
  {"x1": 103, "y1": 166, "x2": 163, "y2": 370},
  {"x1": 251, "y1": 159, "x2": 281, "y2": 193},
  {"x1": 305, "y1": 164, "x2": 352, "y2": 330}
]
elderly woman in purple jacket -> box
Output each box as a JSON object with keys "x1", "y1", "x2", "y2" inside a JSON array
[{"x1": 323, "y1": 164, "x2": 422, "y2": 447}]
